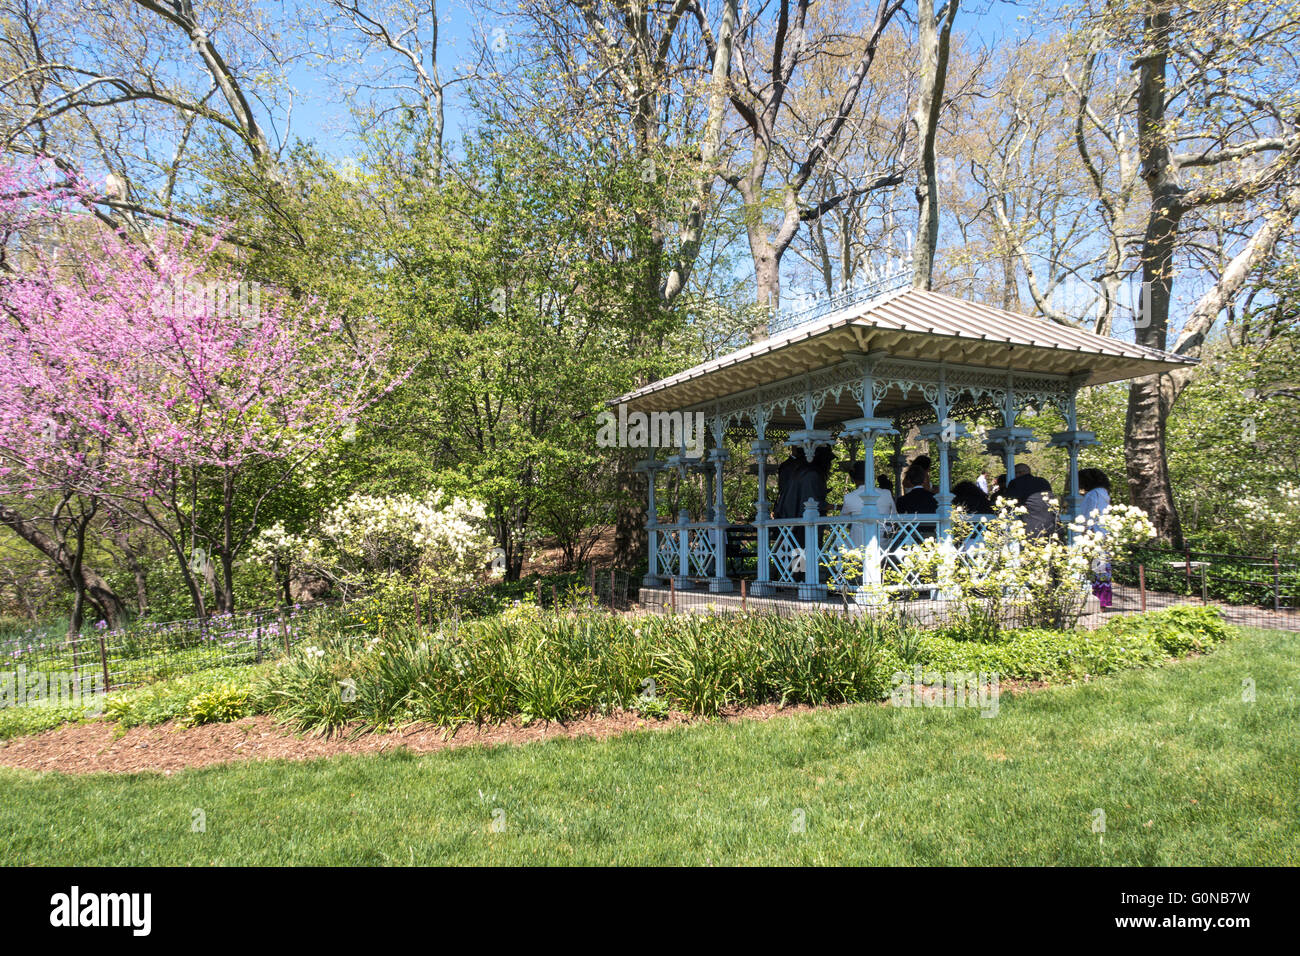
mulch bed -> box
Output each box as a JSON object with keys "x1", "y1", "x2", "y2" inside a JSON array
[
  {"x1": 0, "y1": 704, "x2": 806, "y2": 776},
  {"x1": 0, "y1": 679, "x2": 1051, "y2": 776}
]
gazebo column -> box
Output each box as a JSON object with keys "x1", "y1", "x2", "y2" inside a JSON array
[
  {"x1": 985, "y1": 377, "x2": 1033, "y2": 487},
  {"x1": 839, "y1": 353, "x2": 897, "y2": 597},
  {"x1": 707, "y1": 415, "x2": 732, "y2": 592},
  {"x1": 751, "y1": 427, "x2": 774, "y2": 597},
  {"x1": 841, "y1": 417, "x2": 897, "y2": 595},
  {"x1": 798, "y1": 497, "x2": 823, "y2": 601},
  {"x1": 665, "y1": 451, "x2": 697, "y2": 590},
  {"x1": 784, "y1": 378, "x2": 833, "y2": 601},
  {"x1": 636, "y1": 458, "x2": 666, "y2": 587},
  {"x1": 702, "y1": 454, "x2": 715, "y2": 519},
  {"x1": 918, "y1": 370, "x2": 965, "y2": 535},
  {"x1": 919, "y1": 419, "x2": 969, "y2": 531},
  {"x1": 675, "y1": 507, "x2": 692, "y2": 587},
  {"x1": 1050, "y1": 376, "x2": 1098, "y2": 525},
  {"x1": 890, "y1": 431, "x2": 905, "y2": 494}
]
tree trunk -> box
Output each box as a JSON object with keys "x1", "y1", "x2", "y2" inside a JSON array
[
  {"x1": 751, "y1": 246, "x2": 780, "y2": 341},
  {"x1": 612, "y1": 448, "x2": 647, "y2": 569},
  {"x1": 1126, "y1": 10, "x2": 1183, "y2": 545},
  {"x1": 1124, "y1": 374, "x2": 1182, "y2": 546},
  {"x1": 0, "y1": 503, "x2": 131, "y2": 629},
  {"x1": 911, "y1": 0, "x2": 958, "y2": 290}
]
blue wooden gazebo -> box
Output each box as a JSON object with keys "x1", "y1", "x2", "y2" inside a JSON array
[{"x1": 610, "y1": 274, "x2": 1195, "y2": 602}]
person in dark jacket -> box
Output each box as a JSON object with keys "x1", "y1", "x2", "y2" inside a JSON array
[
  {"x1": 794, "y1": 445, "x2": 833, "y2": 516},
  {"x1": 774, "y1": 447, "x2": 806, "y2": 519},
  {"x1": 895, "y1": 458, "x2": 938, "y2": 514},
  {"x1": 1003, "y1": 463, "x2": 1056, "y2": 537},
  {"x1": 952, "y1": 480, "x2": 992, "y2": 515}
]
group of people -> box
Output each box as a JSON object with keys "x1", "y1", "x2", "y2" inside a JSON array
[
  {"x1": 768, "y1": 444, "x2": 1115, "y2": 604},
  {"x1": 771, "y1": 445, "x2": 1114, "y2": 537},
  {"x1": 767, "y1": 444, "x2": 1116, "y2": 604}
]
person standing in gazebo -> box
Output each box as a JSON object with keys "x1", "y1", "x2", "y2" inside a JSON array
[
  {"x1": 1080, "y1": 468, "x2": 1114, "y2": 608},
  {"x1": 1004, "y1": 463, "x2": 1055, "y2": 537},
  {"x1": 842, "y1": 460, "x2": 896, "y2": 548},
  {"x1": 774, "y1": 447, "x2": 806, "y2": 519}
]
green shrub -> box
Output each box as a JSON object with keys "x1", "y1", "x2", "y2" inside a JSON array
[
  {"x1": 0, "y1": 700, "x2": 94, "y2": 740},
  {"x1": 908, "y1": 607, "x2": 1231, "y2": 683},
  {"x1": 104, "y1": 666, "x2": 265, "y2": 729},
  {"x1": 180, "y1": 681, "x2": 255, "y2": 726},
  {"x1": 254, "y1": 610, "x2": 898, "y2": 733},
  {"x1": 633, "y1": 693, "x2": 671, "y2": 720},
  {"x1": 1093, "y1": 606, "x2": 1230, "y2": 656}
]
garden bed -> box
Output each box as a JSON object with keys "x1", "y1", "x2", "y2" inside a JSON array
[
  {"x1": 0, "y1": 606, "x2": 1233, "y2": 773},
  {"x1": 0, "y1": 681, "x2": 1060, "y2": 775},
  {"x1": 0, "y1": 704, "x2": 797, "y2": 774}
]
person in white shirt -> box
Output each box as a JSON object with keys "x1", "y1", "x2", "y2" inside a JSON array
[
  {"x1": 1079, "y1": 468, "x2": 1112, "y2": 532},
  {"x1": 976, "y1": 468, "x2": 990, "y2": 495},
  {"x1": 841, "y1": 461, "x2": 896, "y2": 548},
  {"x1": 1078, "y1": 468, "x2": 1113, "y2": 607}
]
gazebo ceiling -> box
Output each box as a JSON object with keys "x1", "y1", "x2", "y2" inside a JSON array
[{"x1": 613, "y1": 286, "x2": 1196, "y2": 414}]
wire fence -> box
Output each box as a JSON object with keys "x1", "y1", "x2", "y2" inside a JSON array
[
  {"x1": 1108, "y1": 545, "x2": 1300, "y2": 631},
  {"x1": 5, "y1": 547, "x2": 1298, "y2": 705},
  {"x1": 0, "y1": 600, "x2": 345, "y2": 694},
  {"x1": 0, "y1": 568, "x2": 639, "y2": 698}
]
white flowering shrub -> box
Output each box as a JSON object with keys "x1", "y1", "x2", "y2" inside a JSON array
[
  {"x1": 1233, "y1": 483, "x2": 1300, "y2": 553},
  {"x1": 252, "y1": 491, "x2": 495, "y2": 596},
  {"x1": 1067, "y1": 503, "x2": 1158, "y2": 563},
  {"x1": 838, "y1": 500, "x2": 1157, "y2": 638}
]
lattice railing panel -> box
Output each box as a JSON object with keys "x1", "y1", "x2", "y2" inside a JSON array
[
  {"x1": 688, "y1": 528, "x2": 716, "y2": 577},
  {"x1": 770, "y1": 524, "x2": 806, "y2": 584},
  {"x1": 657, "y1": 530, "x2": 680, "y2": 572},
  {"x1": 821, "y1": 521, "x2": 857, "y2": 589}
]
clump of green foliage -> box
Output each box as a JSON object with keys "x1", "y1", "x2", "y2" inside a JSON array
[
  {"x1": 908, "y1": 606, "x2": 1230, "y2": 683},
  {"x1": 103, "y1": 666, "x2": 270, "y2": 729},
  {"x1": 0, "y1": 699, "x2": 95, "y2": 740},
  {"x1": 254, "y1": 611, "x2": 903, "y2": 734}
]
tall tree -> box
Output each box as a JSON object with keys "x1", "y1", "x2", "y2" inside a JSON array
[
  {"x1": 0, "y1": 163, "x2": 401, "y2": 617},
  {"x1": 709, "y1": 0, "x2": 906, "y2": 323},
  {"x1": 1112, "y1": 0, "x2": 1300, "y2": 543},
  {"x1": 910, "y1": 0, "x2": 958, "y2": 288}
]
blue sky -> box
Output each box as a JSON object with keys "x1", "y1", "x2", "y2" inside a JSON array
[{"x1": 279, "y1": 0, "x2": 1051, "y2": 163}]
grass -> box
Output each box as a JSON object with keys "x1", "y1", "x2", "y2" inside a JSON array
[{"x1": 0, "y1": 626, "x2": 1294, "y2": 865}]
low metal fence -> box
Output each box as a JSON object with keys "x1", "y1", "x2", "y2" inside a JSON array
[
  {"x1": 4, "y1": 546, "x2": 1297, "y2": 707},
  {"x1": 0, "y1": 600, "x2": 342, "y2": 693}
]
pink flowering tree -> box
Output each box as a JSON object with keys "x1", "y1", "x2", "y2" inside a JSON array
[
  {"x1": 0, "y1": 160, "x2": 404, "y2": 624},
  {"x1": 0, "y1": 161, "x2": 131, "y2": 633}
]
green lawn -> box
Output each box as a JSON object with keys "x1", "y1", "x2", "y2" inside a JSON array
[{"x1": 1, "y1": 627, "x2": 1296, "y2": 866}]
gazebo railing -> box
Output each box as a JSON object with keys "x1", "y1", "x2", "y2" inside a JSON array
[{"x1": 648, "y1": 511, "x2": 998, "y2": 599}]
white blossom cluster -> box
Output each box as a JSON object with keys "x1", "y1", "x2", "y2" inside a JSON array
[
  {"x1": 1236, "y1": 482, "x2": 1300, "y2": 549},
  {"x1": 842, "y1": 500, "x2": 1156, "y2": 611},
  {"x1": 1068, "y1": 503, "x2": 1158, "y2": 558},
  {"x1": 251, "y1": 490, "x2": 495, "y2": 586}
]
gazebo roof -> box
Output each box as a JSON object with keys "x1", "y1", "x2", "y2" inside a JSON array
[{"x1": 614, "y1": 285, "x2": 1196, "y2": 413}]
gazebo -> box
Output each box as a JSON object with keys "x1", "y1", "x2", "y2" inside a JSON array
[{"x1": 610, "y1": 271, "x2": 1196, "y2": 602}]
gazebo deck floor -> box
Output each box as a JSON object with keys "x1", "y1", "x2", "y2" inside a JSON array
[{"x1": 637, "y1": 583, "x2": 1116, "y2": 629}]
